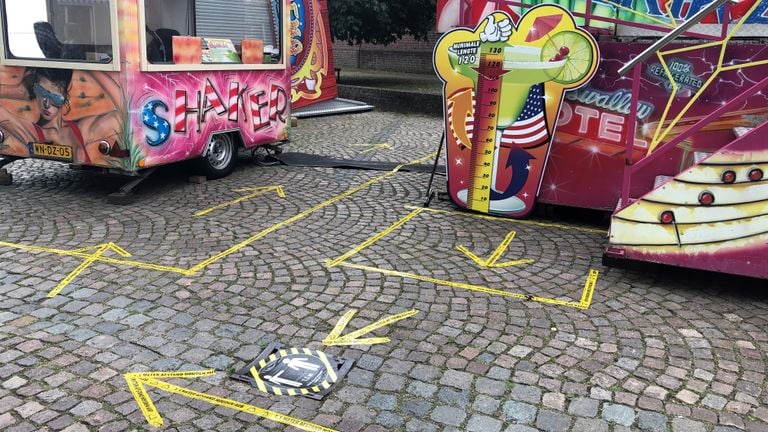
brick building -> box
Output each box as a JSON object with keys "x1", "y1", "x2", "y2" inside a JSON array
[{"x1": 332, "y1": 32, "x2": 441, "y2": 74}]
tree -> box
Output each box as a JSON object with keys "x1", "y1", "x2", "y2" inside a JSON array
[{"x1": 329, "y1": 0, "x2": 437, "y2": 45}]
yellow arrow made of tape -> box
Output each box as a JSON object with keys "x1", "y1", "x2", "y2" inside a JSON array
[
  {"x1": 194, "y1": 186, "x2": 286, "y2": 217},
  {"x1": 47, "y1": 242, "x2": 132, "y2": 298},
  {"x1": 456, "y1": 231, "x2": 534, "y2": 268},
  {"x1": 323, "y1": 309, "x2": 420, "y2": 346},
  {"x1": 124, "y1": 369, "x2": 336, "y2": 432},
  {"x1": 0, "y1": 154, "x2": 438, "y2": 295}
]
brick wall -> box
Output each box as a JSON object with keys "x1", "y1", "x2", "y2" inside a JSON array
[{"x1": 333, "y1": 32, "x2": 441, "y2": 74}]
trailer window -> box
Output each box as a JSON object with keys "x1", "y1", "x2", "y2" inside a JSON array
[
  {"x1": 142, "y1": 0, "x2": 283, "y2": 70},
  {"x1": 1, "y1": 0, "x2": 117, "y2": 68}
]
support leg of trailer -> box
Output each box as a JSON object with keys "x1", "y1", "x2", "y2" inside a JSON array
[
  {"x1": 252, "y1": 141, "x2": 286, "y2": 166},
  {"x1": 0, "y1": 157, "x2": 17, "y2": 169},
  {"x1": 0, "y1": 157, "x2": 18, "y2": 185},
  {"x1": 107, "y1": 168, "x2": 158, "y2": 205},
  {"x1": 0, "y1": 169, "x2": 11, "y2": 186},
  {"x1": 423, "y1": 132, "x2": 446, "y2": 207}
]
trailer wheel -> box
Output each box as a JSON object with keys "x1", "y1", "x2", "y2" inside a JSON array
[{"x1": 197, "y1": 133, "x2": 237, "y2": 179}]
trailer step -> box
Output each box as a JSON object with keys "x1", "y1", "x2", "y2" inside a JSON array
[
  {"x1": 733, "y1": 127, "x2": 754, "y2": 137},
  {"x1": 654, "y1": 175, "x2": 674, "y2": 189},
  {"x1": 692, "y1": 151, "x2": 712, "y2": 164},
  {"x1": 615, "y1": 197, "x2": 638, "y2": 210},
  {"x1": 0, "y1": 168, "x2": 11, "y2": 186}
]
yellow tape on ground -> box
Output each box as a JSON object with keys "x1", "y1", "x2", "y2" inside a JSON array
[
  {"x1": 456, "y1": 231, "x2": 535, "y2": 268},
  {"x1": 324, "y1": 204, "x2": 599, "y2": 309},
  {"x1": 487, "y1": 231, "x2": 517, "y2": 266},
  {"x1": 125, "y1": 376, "x2": 164, "y2": 427},
  {"x1": 0, "y1": 154, "x2": 436, "y2": 287},
  {"x1": 580, "y1": 269, "x2": 600, "y2": 308},
  {"x1": 125, "y1": 370, "x2": 336, "y2": 432},
  {"x1": 125, "y1": 370, "x2": 216, "y2": 380},
  {"x1": 326, "y1": 208, "x2": 425, "y2": 267},
  {"x1": 47, "y1": 243, "x2": 111, "y2": 298},
  {"x1": 188, "y1": 154, "x2": 436, "y2": 273},
  {"x1": 194, "y1": 186, "x2": 285, "y2": 217},
  {"x1": 0, "y1": 241, "x2": 192, "y2": 276},
  {"x1": 323, "y1": 309, "x2": 419, "y2": 346},
  {"x1": 315, "y1": 351, "x2": 338, "y2": 383},
  {"x1": 337, "y1": 309, "x2": 419, "y2": 342},
  {"x1": 144, "y1": 377, "x2": 336, "y2": 432},
  {"x1": 405, "y1": 206, "x2": 609, "y2": 235},
  {"x1": 324, "y1": 310, "x2": 357, "y2": 342},
  {"x1": 333, "y1": 261, "x2": 598, "y2": 310}
]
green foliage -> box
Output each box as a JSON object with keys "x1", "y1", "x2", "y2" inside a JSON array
[{"x1": 329, "y1": 0, "x2": 437, "y2": 45}]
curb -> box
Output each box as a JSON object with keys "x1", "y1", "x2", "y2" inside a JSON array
[{"x1": 338, "y1": 85, "x2": 443, "y2": 117}]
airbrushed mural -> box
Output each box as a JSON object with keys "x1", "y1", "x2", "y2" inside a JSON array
[
  {"x1": 0, "y1": 0, "x2": 291, "y2": 172},
  {"x1": 538, "y1": 41, "x2": 768, "y2": 211},
  {"x1": 437, "y1": 0, "x2": 768, "y2": 33},
  {"x1": 438, "y1": 1, "x2": 768, "y2": 277},
  {"x1": 434, "y1": 5, "x2": 599, "y2": 217},
  {"x1": 0, "y1": 67, "x2": 290, "y2": 171},
  {"x1": 0, "y1": 67, "x2": 128, "y2": 168},
  {"x1": 132, "y1": 71, "x2": 289, "y2": 168},
  {"x1": 289, "y1": 0, "x2": 338, "y2": 108}
]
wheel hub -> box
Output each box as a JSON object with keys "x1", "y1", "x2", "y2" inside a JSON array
[{"x1": 207, "y1": 136, "x2": 232, "y2": 170}]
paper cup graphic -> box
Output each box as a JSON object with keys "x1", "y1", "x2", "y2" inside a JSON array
[
  {"x1": 242, "y1": 39, "x2": 264, "y2": 64},
  {"x1": 172, "y1": 36, "x2": 202, "y2": 64}
]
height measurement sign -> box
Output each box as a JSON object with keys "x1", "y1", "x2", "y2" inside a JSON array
[
  {"x1": 434, "y1": 8, "x2": 600, "y2": 218},
  {"x1": 468, "y1": 46, "x2": 507, "y2": 213}
]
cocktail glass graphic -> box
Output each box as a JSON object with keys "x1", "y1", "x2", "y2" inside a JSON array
[{"x1": 451, "y1": 23, "x2": 595, "y2": 215}]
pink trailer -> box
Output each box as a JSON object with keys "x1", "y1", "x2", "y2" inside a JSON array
[{"x1": 0, "y1": 0, "x2": 290, "y2": 186}]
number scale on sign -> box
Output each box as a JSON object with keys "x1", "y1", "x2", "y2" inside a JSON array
[{"x1": 467, "y1": 48, "x2": 506, "y2": 213}]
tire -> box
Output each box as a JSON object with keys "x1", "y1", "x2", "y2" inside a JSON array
[{"x1": 197, "y1": 133, "x2": 237, "y2": 179}]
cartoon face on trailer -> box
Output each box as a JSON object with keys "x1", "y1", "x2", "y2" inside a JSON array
[
  {"x1": 0, "y1": 67, "x2": 125, "y2": 165},
  {"x1": 434, "y1": 5, "x2": 599, "y2": 218}
]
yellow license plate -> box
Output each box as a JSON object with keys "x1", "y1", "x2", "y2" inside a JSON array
[{"x1": 31, "y1": 143, "x2": 73, "y2": 161}]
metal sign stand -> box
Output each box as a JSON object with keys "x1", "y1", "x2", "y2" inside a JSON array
[{"x1": 423, "y1": 131, "x2": 446, "y2": 207}]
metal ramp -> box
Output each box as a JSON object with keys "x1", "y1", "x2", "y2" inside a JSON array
[{"x1": 292, "y1": 98, "x2": 374, "y2": 119}]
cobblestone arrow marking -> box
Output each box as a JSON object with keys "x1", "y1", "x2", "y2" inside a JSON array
[
  {"x1": 47, "y1": 242, "x2": 131, "y2": 298},
  {"x1": 323, "y1": 309, "x2": 420, "y2": 346},
  {"x1": 456, "y1": 230, "x2": 535, "y2": 268},
  {"x1": 194, "y1": 185, "x2": 285, "y2": 217},
  {"x1": 124, "y1": 369, "x2": 336, "y2": 432}
]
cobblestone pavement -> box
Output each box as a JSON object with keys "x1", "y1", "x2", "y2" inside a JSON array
[{"x1": 1, "y1": 111, "x2": 768, "y2": 432}]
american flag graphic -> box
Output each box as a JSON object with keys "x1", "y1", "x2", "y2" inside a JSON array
[
  {"x1": 448, "y1": 84, "x2": 549, "y2": 148},
  {"x1": 500, "y1": 84, "x2": 548, "y2": 147}
]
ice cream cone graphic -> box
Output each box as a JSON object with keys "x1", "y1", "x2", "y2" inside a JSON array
[{"x1": 435, "y1": 6, "x2": 599, "y2": 217}]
